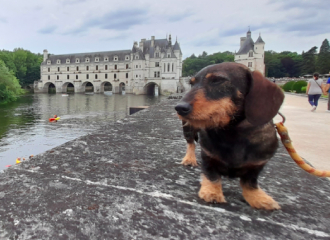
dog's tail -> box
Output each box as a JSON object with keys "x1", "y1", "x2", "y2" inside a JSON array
[{"x1": 276, "y1": 122, "x2": 330, "y2": 177}]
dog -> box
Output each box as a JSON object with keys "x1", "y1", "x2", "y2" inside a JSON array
[{"x1": 175, "y1": 62, "x2": 284, "y2": 210}]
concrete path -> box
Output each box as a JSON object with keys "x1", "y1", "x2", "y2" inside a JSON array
[
  {"x1": 0, "y1": 96, "x2": 329, "y2": 239},
  {"x1": 274, "y1": 93, "x2": 330, "y2": 171}
]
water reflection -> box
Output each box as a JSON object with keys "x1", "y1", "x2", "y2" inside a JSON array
[{"x1": 0, "y1": 93, "x2": 165, "y2": 170}]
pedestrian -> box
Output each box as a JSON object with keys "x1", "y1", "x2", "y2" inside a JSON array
[
  {"x1": 325, "y1": 72, "x2": 330, "y2": 112},
  {"x1": 306, "y1": 72, "x2": 324, "y2": 112}
]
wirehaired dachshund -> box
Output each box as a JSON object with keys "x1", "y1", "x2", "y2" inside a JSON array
[{"x1": 175, "y1": 62, "x2": 284, "y2": 210}]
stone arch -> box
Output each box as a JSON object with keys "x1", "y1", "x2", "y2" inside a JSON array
[
  {"x1": 119, "y1": 82, "x2": 125, "y2": 94},
  {"x1": 144, "y1": 82, "x2": 159, "y2": 96},
  {"x1": 101, "y1": 81, "x2": 112, "y2": 92},
  {"x1": 62, "y1": 82, "x2": 75, "y2": 93},
  {"x1": 82, "y1": 81, "x2": 94, "y2": 93},
  {"x1": 43, "y1": 82, "x2": 56, "y2": 94}
]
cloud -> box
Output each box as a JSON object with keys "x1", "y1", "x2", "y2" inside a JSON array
[
  {"x1": 38, "y1": 25, "x2": 57, "y2": 34},
  {"x1": 167, "y1": 11, "x2": 194, "y2": 22},
  {"x1": 0, "y1": 17, "x2": 6, "y2": 23},
  {"x1": 64, "y1": 8, "x2": 148, "y2": 35}
]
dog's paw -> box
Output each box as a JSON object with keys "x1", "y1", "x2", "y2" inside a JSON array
[
  {"x1": 242, "y1": 188, "x2": 280, "y2": 210},
  {"x1": 198, "y1": 188, "x2": 227, "y2": 203},
  {"x1": 198, "y1": 175, "x2": 226, "y2": 203},
  {"x1": 181, "y1": 156, "x2": 198, "y2": 166}
]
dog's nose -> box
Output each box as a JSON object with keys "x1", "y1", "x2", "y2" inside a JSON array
[{"x1": 175, "y1": 103, "x2": 192, "y2": 116}]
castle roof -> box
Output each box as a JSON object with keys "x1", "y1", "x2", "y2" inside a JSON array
[
  {"x1": 236, "y1": 36, "x2": 255, "y2": 55},
  {"x1": 255, "y1": 35, "x2": 265, "y2": 44},
  {"x1": 173, "y1": 40, "x2": 182, "y2": 53},
  {"x1": 41, "y1": 49, "x2": 132, "y2": 65}
]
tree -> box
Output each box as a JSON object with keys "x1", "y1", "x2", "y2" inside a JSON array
[
  {"x1": 302, "y1": 46, "x2": 317, "y2": 74},
  {"x1": 317, "y1": 39, "x2": 330, "y2": 74},
  {"x1": 0, "y1": 60, "x2": 23, "y2": 103}
]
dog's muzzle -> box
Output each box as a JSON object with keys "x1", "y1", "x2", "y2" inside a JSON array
[{"x1": 175, "y1": 102, "x2": 192, "y2": 116}]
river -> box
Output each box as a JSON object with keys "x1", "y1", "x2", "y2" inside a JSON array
[{"x1": 0, "y1": 93, "x2": 166, "y2": 170}]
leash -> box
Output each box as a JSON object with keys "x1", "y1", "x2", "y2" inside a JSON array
[{"x1": 275, "y1": 112, "x2": 330, "y2": 177}]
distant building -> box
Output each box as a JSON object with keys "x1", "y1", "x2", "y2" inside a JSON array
[
  {"x1": 234, "y1": 29, "x2": 265, "y2": 76},
  {"x1": 35, "y1": 35, "x2": 183, "y2": 95}
]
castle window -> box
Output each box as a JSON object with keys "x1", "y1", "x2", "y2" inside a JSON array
[
  {"x1": 48, "y1": 75, "x2": 50, "y2": 80},
  {"x1": 164, "y1": 63, "x2": 166, "y2": 72},
  {"x1": 86, "y1": 74, "x2": 89, "y2": 79},
  {"x1": 155, "y1": 62, "x2": 159, "y2": 67},
  {"x1": 155, "y1": 52, "x2": 159, "y2": 58},
  {"x1": 114, "y1": 56, "x2": 118, "y2": 61},
  {"x1": 66, "y1": 59, "x2": 70, "y2": 63},
  {"x1": 95, "y1": 74, "x2": 98, "y2": 79},
  {"x1": 249, "y1": 52, "x2": 253, "y2": 57},
  {"x1": 67, "y1": 75, "x2": 69, "y2": 79},
  {"x1": 76, "y1": 66, "x2": 79, "y2": 71},
  {"x1": 86, "y1": 58, "x2": 89, "y2": 62},
  {"x1": 57, "y1": 75, "x2": 59, "y2": 80},
  {"x1": 57, "y1": 60, "x2": 61, "y2": 64},
  {"x1": 115, "y1": 65, "x2": 117, "y2": 70},
  {"x1": 125, "y1": 55, "x2": 129, "y2": 60},
  {"x1": 67, "y1": 67, "x2": 69, "y2": 71},
  {"x1": 105, "y1": 73, "x2": 108, "y2": 79},
  {"x1": 248, "y1": 62, "x2": 252, "y2": 67},
  {"x1": 136, "y1": 75, "x2": 138, "y2": 78},
  {"x1": 172, "y1": 63, "x2": 174, "y2": 72},
  {"x1": 105, "y1": 65, "x2": 108, "y2": 70},
  {"x1": 126, "y1": 73, "x2": 128, "y2": 78},
  {"x1": 104, "y1": 57, "x2": 108, "y2": 61},
  {"x1": 95, "y1": 57, "x2": 99, "y2": 62},
  {"x1": 76, "y1": 75, "x2": 78, "y2": 79},
  {"x1": 47, "y1": 60, "x2": 51, "y2": 65},
  {"x1": 157, "y1": 71, "x2": 160, "y2": 77},
  {"x1": 48, "y1": 68, "x2": 50, "y2": 72},
  {"x1": 135, "y1": 55, "x2": 139, "y2": 60},
  {"x1": 167, "y1": 54, "x2": 170, "y2": 58},
  {"x1": 126, "y1": 64, "x2": 129, "y2": 69},
  {"x1": 96, "y1": 65, "x2": 98, "y2": 70},
  {"x1": 76, "y1": 59, "x2": 79, "y2": 63},
  {"x1": 114, "y1": 74, "x2": 117, "y2": 79},
  {"x1": 136, "y1": 65, "x2": 138, "y2": 68},
  {"x1": 86, "y1": 66, "x2": 89, "y2": 71},
  {"x1": 168, "y1": 63, "x2": 170, "y2": 72}
]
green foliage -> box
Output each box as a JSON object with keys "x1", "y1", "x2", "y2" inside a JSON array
[
  {"x1": 0, "y1": 60, "x2": 24, "y2": 104},
  {"x1": 301, "y1": 86, "x2": 307, "y2": 92},
  {"x1": 282, "y1": 81, "x2": 296, "y2": 92},
  {"x1": 292, "y1": 80, "x2": 307, "y2": 93},
  {"x1": 302, "y1": 46, "x2": 317, "y2": 75},
  {"x1": 0, "y1": 49, "x2": 43, "y2": 87},
  {"x1": 317, "y1": 39, "x2": 330, "y2": 74},
  {"x1": 182, "y1": 51, "x2": 234, "y2": 76}
]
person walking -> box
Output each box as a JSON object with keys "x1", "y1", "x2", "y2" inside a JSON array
[
  {"x1": 326, "y1": 72, "x2": 330, "y2": 112},
  {"x1": 306, "y1": 72, "x2": 324, "y2": 112}
]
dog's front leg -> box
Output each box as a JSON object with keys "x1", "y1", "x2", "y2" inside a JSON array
[
  {"x1": 240, "y1": 165, "x2": 280, "y2": 210},
  {"x1": 181, "y1": 121, "x2": 198, "y2": 166}
]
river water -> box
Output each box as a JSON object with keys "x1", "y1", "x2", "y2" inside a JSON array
[{"x1": 0, "y1": 93, "x2": 166, "y2": 170}]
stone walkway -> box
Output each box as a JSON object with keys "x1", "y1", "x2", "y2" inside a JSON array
[
  {"x1": 274, "y1": 93, "x2": 330, "y2": 171},
  {"x1": 0, "y1": 96, "x2": 329, "y2": 239}
]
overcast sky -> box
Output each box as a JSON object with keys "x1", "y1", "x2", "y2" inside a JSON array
[{"x1": 0, "y1": 0, "x2": 329, "y2": 58}]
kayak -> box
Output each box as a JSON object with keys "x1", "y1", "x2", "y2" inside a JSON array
[{"x1": 49, "y1": 117, "x2": 60, "y2": 122}]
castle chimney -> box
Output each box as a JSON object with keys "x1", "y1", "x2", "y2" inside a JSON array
[
  {"x1": 43, "y1": 49, "x2": 48, "y2": 62},
  {"x1": 151, "y1": 36, "x2": 155, "y2": 47},
  {"x1": 240, "y1": 37, "x2": 246, "y2": 48}
]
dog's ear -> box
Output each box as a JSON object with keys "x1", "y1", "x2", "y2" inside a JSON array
[{"x1": 245, "y1": 71, "x2": 284, "y2": 126}]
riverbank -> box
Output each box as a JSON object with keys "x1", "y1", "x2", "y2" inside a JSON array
[{"x1": 0, "y1": 96, "x2": 330, "y2": 239}]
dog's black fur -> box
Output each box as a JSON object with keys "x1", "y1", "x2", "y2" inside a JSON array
[{"x1": 175, "y1": 62, "x2": 284, "y2": 210}]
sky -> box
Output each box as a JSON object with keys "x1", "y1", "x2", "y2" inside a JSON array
[{"x1": 0, "y1": 0, "x2": 329, "y2": 59}]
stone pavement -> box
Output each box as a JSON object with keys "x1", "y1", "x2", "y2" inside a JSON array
[
  {"x1": 0, "y1": 96, "x2": 330, "y2": 239},
  {"x1": 274, "y1": 93, "x2": 330, "y2": 171}
]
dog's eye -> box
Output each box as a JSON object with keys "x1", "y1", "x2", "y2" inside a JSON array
[{"x1": 208, "y1": 76, "x2": 227, "y2": 85}]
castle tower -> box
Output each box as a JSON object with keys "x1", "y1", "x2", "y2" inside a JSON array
[{"x1": 43, "y1": 49, "x2": 48, "y2": 62}]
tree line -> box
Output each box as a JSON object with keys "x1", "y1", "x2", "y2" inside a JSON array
[
  {"x1": 182, "y1": 39, "x2": 330, "y2": 78},
  {"x1": 0, "y1": 48, "x2": 42, "y2": 104}
]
